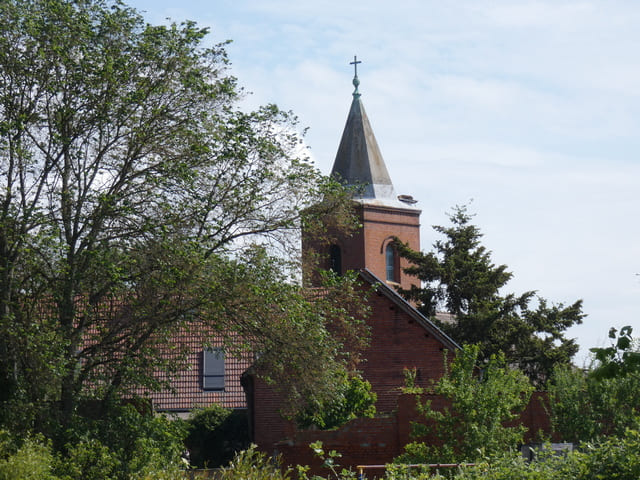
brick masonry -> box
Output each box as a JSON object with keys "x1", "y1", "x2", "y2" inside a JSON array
[
  {"x1": 250, "y1": 274, "x2": 459, "y2": 467},
  {"x1": 252, "y1": 192, "x2": 553, "y2": 473},
  {"x1": 260, "y1": 392, "x2": 553, "y2": 474},
  {"x1": 302, "y1": 202, "x2": 421, "y2": 292}
]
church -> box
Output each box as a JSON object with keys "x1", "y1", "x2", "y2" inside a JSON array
[
  {"x1": 241, "y1": 63, "x2": 463, "y2": 467},
  {"x1": 144, "y1": 60, "x2": 467, "y2": 467}
]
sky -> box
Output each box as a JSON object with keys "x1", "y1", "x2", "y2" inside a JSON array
[{"x1": 127, "y1": 0, "x2": 640, "y2": 364}]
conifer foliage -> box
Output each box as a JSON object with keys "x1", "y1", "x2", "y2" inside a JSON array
[{"x1": 395, "y1": 205, "x2": 584, "y2": 384}]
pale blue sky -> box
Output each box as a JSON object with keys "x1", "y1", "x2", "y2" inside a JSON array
[{"x1": 128, "y1": 0, "x2": 640, "y2": 363}]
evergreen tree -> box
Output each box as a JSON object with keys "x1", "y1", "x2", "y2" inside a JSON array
[{"x1": 395, "y1": 205, "x2": 584, "y2": 384}]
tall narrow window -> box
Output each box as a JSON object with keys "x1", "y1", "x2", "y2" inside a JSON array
[
  {"x1": 203, "y1": 348, "x2": 225, "y2": 391},
  {"x1": 385, "y1": 244, "x2": 397, "y2": 282},
  {"x1": 329, "y1": 244, "x2": 342, "y2": 275}
]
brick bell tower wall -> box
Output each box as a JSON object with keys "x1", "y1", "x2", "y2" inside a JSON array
[{"x1": 302, "y1": 202, "x2": 421, "y2": 291}]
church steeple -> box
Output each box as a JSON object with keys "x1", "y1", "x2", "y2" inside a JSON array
[
  {"x1": 330, "y1": 57, "x2": 411, "y2": 208},
  {"x1": 304, "y1": 58, "x2": 421, "y2": 290}
]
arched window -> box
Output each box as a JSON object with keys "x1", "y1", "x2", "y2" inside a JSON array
[
  {"x1": 385, "y1": 243, "x2": 397, "y2": 282},
  {"x1": 329, "y1": 244, "x2": 342, "y2": 275}
]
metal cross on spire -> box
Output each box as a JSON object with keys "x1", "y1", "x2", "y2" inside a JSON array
[{"x1": 350, "y1": 55, "x2": 362, "y2": 97}]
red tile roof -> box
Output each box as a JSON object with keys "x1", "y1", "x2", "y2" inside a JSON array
[{"x1": 134, "y1": 327, "x2": 253, "y2": 411}]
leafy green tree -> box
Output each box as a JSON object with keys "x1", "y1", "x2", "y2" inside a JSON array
[
  {"x1": 296, "y1": 368, "x2": 376, "y2": 430},
  {"x1": 395, "y1": 205, "x2": 584, "y2": 384},
  {"x1": 399, "y1": 344, "x2": 533, "y2": 463},
  {"x1": 548, "y1": 326, "x2": 640, "y2": 443},
  {"x1": 49, "y1": 402, "x2": 188, "y2": 480},
  {"x1": 0, "y1": 433, "x2": 59, "y2": 480},
  {"x1": 0, "y1": 0, "x2": 367, "y2": 437},
  {"x1": 590, "y1": 325, "x2": 640, "y2": 379}
]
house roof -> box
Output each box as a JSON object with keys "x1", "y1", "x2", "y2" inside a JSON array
[
  {"x1": 358, "y1": 269, "x2": 461, "y2": 351},
  {"x1": 134, "y1": 327, "x2": 251, "y2": 411}
]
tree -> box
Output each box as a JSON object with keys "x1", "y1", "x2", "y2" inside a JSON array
[
  {"x1": 589, "y1": 325, "x2": 640, "y2": 379},
  {"x1": 295, "y1": 368, "x2": 376, "y2": 430},
  {"x1": 398, "y1": 345, "x2": 533, "y2": 463},
  {"x1": 0, "y1": 0, "x2": 367, "y2": 435},
  {"x1": 548, "y1": 326, "x2": 640, "y2": 443},
  {"x1": 395, "y1": 205, "x2": 584, "y2": 384}
]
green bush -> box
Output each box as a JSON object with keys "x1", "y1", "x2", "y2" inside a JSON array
[
  {"x1": 185, "y1": 405, "x2": 249, "y2": 468},
  {"x1": 388, "y1": 429, "x2": 640, "y2": 480},
  {"x1": 578, "y1": 428, "x2": 640, "y2": 480},
  {"x1": 398, "y1": 345, "x2": 533, "y2": 464},
  {"x1": 55, "y1": 438, "x2": 119, "y2": 480},
  {"x1": 217, "y1": 444, "x2": 294, "y2": 480},
  {"x1": 551, "y1": 365, "x2": 640, "y2": 441},
  {"x1": 53, "y1": 404, "x2": 187, "y2": 480},
  {"x1": 0, "y1": 433, "x2": 58, "y2": 480}
]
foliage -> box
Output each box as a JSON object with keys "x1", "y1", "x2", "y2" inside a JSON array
[
  {"x1": 0, "y1": 432, "x2": 58, "y2": 480},
  {"x1": 306, "y1": 441, "x2": 356, "y2": 480},
  {"x1": 296, "y1": 369, "x2": 376, "y2": 430},
  {"x1": 246, "y1": 268, "x2": 371, "y2": 421},
  {"x1": 48, "y1": 403, "x2": 187, "y2": 480},
  {"x1": 217, "y1": 444, "x2": 296, "y2": 480},
  {"x1": 55, "y1": 438, "x2": 119, "y2": 480},
  {"x1": 546, "y1": 365, "x2": 598, "y2": 443},
  {"x1": 401, "y1": 367, "x2": 424, "y2": 394},
  {"x1": 383, "y1": 463, "x2": 441, "y2": 480},
  {"x1": 548, "y1": 326, "x2": 640, "y2": 443},
  {"x1": 0, "y1": 0, "x2": 366, "y2": 441},
  {"x1": 577, "y1": 426, "x2": 640, "y2": 480},
  {"x1": 394, "y1": 205, "x2": 584, "y2": 384},
  {"x1": 445, "y1": 427, "x2": 640, "y2": 480},
  {"x1": 428, "y1": 449, "x2": 582, "y2": 480},
  {"x1": 184, "y1": 405, "x2": 249, "y2": 468},
  {"x1": 398, "y1": 345, "x2": 533, "y2": 463},
  {"x1": 589, "y1": 326, "x2": 640, "y2": 379}
]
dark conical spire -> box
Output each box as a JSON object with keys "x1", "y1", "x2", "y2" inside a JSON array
[
  {"x1": 331, "y1": 95, "x2": 397, "y2": 200},
  {"x1": 331, "y1": 57, "x2": 400, "y2": 204}
]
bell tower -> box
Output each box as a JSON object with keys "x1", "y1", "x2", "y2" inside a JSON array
[{"x1": 305, "y1": 57, "x2": 421, "y2": 290}]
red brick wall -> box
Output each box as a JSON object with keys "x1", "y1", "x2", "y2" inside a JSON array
[
  {"x1": 275, "y1": 415, "x2": 399, "y2": 474},
  {"x1": 359, "y1": 289, "x2": 451, "y2": 413},
  {"x1": 251, "y1": 377, "x2": 297, "y2": 451},
  {"x1": 518, "y1": 391, "x2": 554, "y2": 443},
  {"x1": 271, "y1": 393, "x2": 553, "y2": 474},
  {"x1": 360, "y1": 204, "x2": 420, "y2": 291},
  {"x1": 252, "y1": 286, "x2": 453, "y2": 453},
  {"x1": 302, "y1": 202, "x2": 421, "y2": 291}
]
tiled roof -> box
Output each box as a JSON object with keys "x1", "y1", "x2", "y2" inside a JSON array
[
  {"x1": 134, "y1": 327, "x2": 252, "y2": 411},
  {"x1": 67, "y1": 295, "x2": 252, "y2": 412}
]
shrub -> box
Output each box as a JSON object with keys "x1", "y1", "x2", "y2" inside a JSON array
[
  {"x1": 548, "y1": 327, "x2": 640, "y2": 443},
  {"x1": 54, "y1": 438, "x2": 119, "y2": 480},
  {"x1": 53, "y1": 403, "x2": 187, "y2": 480},
  {"x1": 0, "y1": 433, "x2": 58, "y2": 480},
  {"x1": 217, "y1": 444, "x2": 294, "y2": 480},
  {"x1": 185, "y1": 405, "x2": 249, "y2": 468},
  {"x1": 398, "y1": 345, "x2": 533, "y2": 464},
  {"x1": 578, "y1": 427, "x2": 640, "y2": 480}
]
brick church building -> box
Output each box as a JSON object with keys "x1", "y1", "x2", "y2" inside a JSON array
[
  {"x1": 142, "y1": 64, "x2": 550, "y2": 469},
  {"x1": 243, "y1": 66, "x2": 463, "y2": 467}
]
